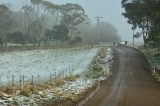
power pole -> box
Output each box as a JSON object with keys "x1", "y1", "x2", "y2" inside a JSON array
[{"x1": 94, "y1": 16, "x2": 103, "y2": 47}]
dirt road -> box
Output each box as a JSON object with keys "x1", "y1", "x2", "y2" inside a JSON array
[{"x1": 83, "y1": 47, "x2": 160, "y2": 106}]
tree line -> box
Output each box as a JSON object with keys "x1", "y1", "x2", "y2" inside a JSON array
[
  {"x1": 0, "y1": 0, "x2": 120, "y2": 48},
  {"x1": 0, "y1": 0, "x2": 87, "y2": 47},
  {"x1": 121, "y1": 0, "x2": 160, "y2": 48}
]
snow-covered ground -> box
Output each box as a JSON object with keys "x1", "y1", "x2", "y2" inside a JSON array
[
  {"x1": 0, "y1": 47, "x2": 114, "y2": 106},
  {"x1": 0, "y1": 48, "x2": 98, "y2": 84}
]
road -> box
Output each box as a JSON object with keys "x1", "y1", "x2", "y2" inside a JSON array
[{"x1": 83, "y1": 47, "x2": 160, "y2": 106}]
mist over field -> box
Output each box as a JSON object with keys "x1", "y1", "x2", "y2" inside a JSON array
[{"x1": 0, "y1": 0, "x2": 121, "y2": 47}]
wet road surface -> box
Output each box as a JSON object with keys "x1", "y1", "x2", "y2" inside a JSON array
[{"x1": 83, "y1": 47, "x2": 160, "y2": 106}]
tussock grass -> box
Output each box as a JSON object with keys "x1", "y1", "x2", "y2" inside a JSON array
[
  {"x1": 64, "y1": 75, "x2": 77, "y2": 82},
  {"x1": 53, "y1": 78, "x2": 65, "y2": 87},
  {"x1": 5, "y1": 86, "x2": 15, "y2": 95},
  {"x1": 19, "y1": 85, "x2": 39, "y2": 96}
]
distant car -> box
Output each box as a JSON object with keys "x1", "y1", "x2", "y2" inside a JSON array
[{"x1": 119, "y1": 41, "x2": 125, "y2": 46}]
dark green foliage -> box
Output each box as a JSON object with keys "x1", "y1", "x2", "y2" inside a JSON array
[
  {"x1": 74, "y1": 36, "x2": 82, "y2": 43},
  {"x1": 44, "y1": 29, "x2": 53, "y2": 40},
  {"x1": 44, "y1": 24, "x2": 69, "y2": 44},
  {"x1": 60, "y1": 3, "x2": 88, "y2": 44},
  {"x1": 7, "y1": 31, "x2": 25, "y2": 44},
  {"x1": 122, "y1": 0, "x2": 160, "y2": 47},
  {"x1": 53, "y1": 24, "x2": 69, "y2": 42}
]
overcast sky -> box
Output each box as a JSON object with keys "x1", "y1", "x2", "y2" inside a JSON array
[{"x1": 0, "y1": 0, "x2": 143, "y2": 43}]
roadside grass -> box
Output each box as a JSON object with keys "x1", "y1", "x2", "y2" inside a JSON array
[
  {"x1": 86, "y1": 48, "x2": 113, "y2": 79},
  {"x1": 43, "y1": 84, "x2": 97, "y2": 106},
  {"x1": 138, "y1": 45, "x2": 160, "y2": 81},
  {"x1": 64, "y1": 75, "x2": 77, "y2": 82}
]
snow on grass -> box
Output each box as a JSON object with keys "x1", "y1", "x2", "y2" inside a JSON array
[
  {"x1": 0, "y1": 47, "x2": 114, "y2": 106},
  {"x1": 72, "y1": 48, "x2": 98, "y2": 75},
  {"x1": 0, "y1": 77, "x2": 94, "y2": 106},
  {"x1": 85, "y1": 47, "x2": 113, "y2": 80},
  {"x1": 0, "y1": 48, "x2": 98, "y2": 84}
]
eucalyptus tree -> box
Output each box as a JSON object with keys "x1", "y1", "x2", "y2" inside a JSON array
[
  {"x1": 44, "y1": 24, "x2": 69, "y2": 46},
  {"x1": 30, "y1": 0, "x2": 50, "y2": 46},
  {"x1": 52, "y1": 24, "x2": 69, "y2": 45},
  {"x1": 74, "y1": 36, "x2": 82, "y2": 44},
  {"x1": 22, "y1": 5, "x2": 34, "y2": 44},
  {"x1": 44, "y1": 29, "x2": 53, "y2": 45},
  {"x1": 122, "y1": 0, "x2": 148, "y2": 45},
  {"x1": 0, "y1": 4, "x2": 14, "y2": 47},
  {"x1": 60, "y1": 3, "x2": 88, "y2": 44},
  {"x1": 41, "y1": 0, "x2": 60, "y2": 25},
  {"x1": 122, "y1": 0, "x2": 160, "y2": 47},
  {"x1": 7, "y1": 31, "x2": 25, "y2": 44},
  {"x1": 57, "y1": 24, "x2": 69, "y2": 43},
  {"x1": 29, "y1": 20, "x2": 43, "y2": 46}
]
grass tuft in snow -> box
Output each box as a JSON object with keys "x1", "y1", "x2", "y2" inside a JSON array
[
  {"x1": 64, "y1": 75, "x2": 77, "y2": 82},
  {"x1": 19, "y1": 89, "x2": 30, "y2": 97},
  {"x1": 5, "y1": 86, "x2": 15, "y2": 95},
  {"x1": 19, "y1": 85, "x2": 39, "y2": 96},
  {"x1": 19, "y1": 88, "x2": 31, "y2": 97},
  {"x1": 52, "y1": 78, "x2": 65, "y2": 87}
]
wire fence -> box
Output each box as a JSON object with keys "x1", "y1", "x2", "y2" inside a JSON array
[
  {"x1": 0, "y1": 68, "x2": 74, "y2": 89},
  {"x1": 0, "y1": 48, "x2": 90, "y2": 90}
]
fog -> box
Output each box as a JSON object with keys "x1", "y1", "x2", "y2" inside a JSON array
[{"x1": 0, "y1": 0, "x2": 143, "y2": 45}]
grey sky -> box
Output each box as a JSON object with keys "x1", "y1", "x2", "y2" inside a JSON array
[{"x1": 0, "y1": 0, "x2": 143, "y2": 42}]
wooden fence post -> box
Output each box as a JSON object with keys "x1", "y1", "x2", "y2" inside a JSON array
[
  {"x1": 12, "y1": 75, "x2": 14, "y2": 87},
  {"x1": 50, "y1": 73, "x2": 52, "y2": 82},
  {"x1": 22, "y1": 75, "x2": 25, "y2": 85},
  {"x1": 31, "y1": 75, "x2": 34, "y2": 86},
  {"x1": 37, "y1": 75, "x2": 40, "y2": 85},
  {"x1": 19, "y1": 79, "x2": 22, "y2": 90}
]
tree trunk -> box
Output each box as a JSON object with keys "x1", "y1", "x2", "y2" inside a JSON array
[
  {"x1": 70, "y1": 24, "x2": 74, "y2": 45},
  {"x1": 3, "y1": 32, "x2": 7, "y2": 48}
]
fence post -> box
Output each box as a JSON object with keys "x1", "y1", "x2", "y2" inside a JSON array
[
  {"x1": 63, "y1": 70, "x2": 65, "y2": 77},
  {"x1": 22, "y1": 75, "x2": 25, "y2": 85},
  {"x1": 31, "y1": 75, "x2": 34, "y2": 86},
  {"x1": 50, "y1": 73, "x2": 52, "y2": 82},
  {"x1": 37, "y1": 75, "x2": 40, "y2": 85},
  {"x1": 12, "y1": 75, "x2": 14, "y2": 87},
  {"x1": 72, "y1": 64, "x2": 74, "y2": 71},
  {"x1": 59, "y1": 72, "x2": 61, "y2": 78},
  {"x1": 19, "y1": 79, "x2": 22, "y2": 90},
  {"x1": 66, "y1": 68, "x2": 68, "y2": 77},
  {"x1": 69, "y1": 67, "x2": 71, "y2": 75}
]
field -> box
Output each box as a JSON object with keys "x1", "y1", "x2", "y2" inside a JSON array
[
  {"x1": 0, "y1": 47, "x2": 113, "y2": 106},
  {"x1": 0, "y1": 47, "x2": 98, "y2": 84}
]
